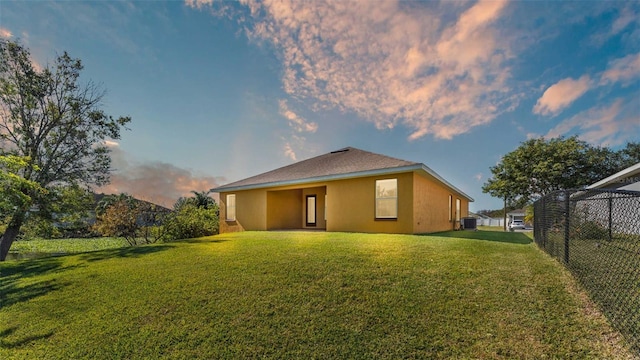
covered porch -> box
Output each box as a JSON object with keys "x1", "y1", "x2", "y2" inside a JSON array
[{"x1": 266, "y1": 186, "x2": 327, "y2": 230}]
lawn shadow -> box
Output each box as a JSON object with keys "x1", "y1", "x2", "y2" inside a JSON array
[
  {"x1": 430, "y1": 230, "x2": 532, "y2": 245},
  {"x1": 171, "y1": 238, "x2": 229, "y2": 244},
  {"x1": 79, "y1": 244, "x2": 174, "y2": 262},
  {"x1": 0, "y1": 257, "x2": 72, "y2": 309},
  {"x1": 0, "y1": 326, "x2": 54, "y2": 349}
]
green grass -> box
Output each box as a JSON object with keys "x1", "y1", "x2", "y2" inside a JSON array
[
  {"x1": 540, "y1": 232, "x2": 640, "y2": 354},
  {"x1": 0, "y1": 231, "x2": 633, "y2": 359},
  {"x1": 6, "y1": 237, "x2": 128, "y2": 260}
]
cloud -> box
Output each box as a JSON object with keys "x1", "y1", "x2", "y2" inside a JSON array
[
  {"x1": 474, "y1": 173, "x2": 483, "y2": 182},
  {"x1": 184, "y1": 0, "x2": 213, "y2": 9},
  {"x1": 95, "y1": 143, "x2": 225, "y2": 208},
  {"x1": 283, "y1": 142, "x2": 297, "y2": 161},
  {"x1": 532, "y1": 75, "x2": 592, "y2": 116},
  {"x1": 104, "y1": 140, "x2": 120, "y2": 147},
  {"x1": 545, "y1": 97, "x2": 640, "y2": 146},
  {"x1": 0, "y1": 27, "x2": 12, "y2": 39},
  {"x1": 591, "y1": 5, "x2": 639, "y2": 46},
  {"x1": 600, "y1": 52, "x2": 640, "y2": 86},
  {"x1": 533, "y1": 51, "x2": 639, "y2": 118},
  {"x1": 277, "y1": 99, "x2": 316, "y2": 162},
  {"x1": 610, "y1": 6, "x2": 638, "y2": 35},
  {"x1": 188, "y1": 0, "x2": 515, "y2": 140},
  {"x1": 279, "y1": 99, "x2": 318, "y2": 133}
]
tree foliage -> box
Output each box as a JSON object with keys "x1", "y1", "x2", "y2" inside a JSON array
[
  {"x1": 0, "y1": 155, "x2": 45, "y2": 215},
  {"x1": 483, "y1": 137, "x2": 640, "y2": 207},
  {"x1": 191, "y1": 190, "x2": 217, "y2": 209},
  {"x1": 93, "y1": 190, "x2": 219, "y2": 244},
  {"x1": 166, "y1": 190, "x2": 219, "y2": 240},
  {"x1": 21, "y1": 184, "x2": 96, "y2": 239},
  {"x1": 93, "y1": 193, "x2": 172, "y2": 245},
  {"x1": 164, "y1": 203, "x2": 219, "y2": 240},
  {"x1": 174, "y1": 190, "x2": 216, "y2": 211},
  {"x1": 0, "y1": 40, "x2": 130, "y2": 260},
  {"x1": 93, "y1": 196, "x2": 140, "y2": 246}
]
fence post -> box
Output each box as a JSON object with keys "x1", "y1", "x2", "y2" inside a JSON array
[
  {"x1": 608, "y1": 195, "x2": 613, "y2": 242},
  {"x1": 542, "y1": 196, "x2": 546, "y2": 248},
  {"x1": 564, "y1": 190, "x2": 570, "y2": 264}
]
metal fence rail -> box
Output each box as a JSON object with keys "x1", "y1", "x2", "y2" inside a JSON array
[{"x1": 534, "y1": 189, "x2": 640, "y2": 355}]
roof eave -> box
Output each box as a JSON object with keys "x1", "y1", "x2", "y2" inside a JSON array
[
  {"x1": 213, "y1": 163, "x2": 474, "y2": 202},
  {"x1": 586, "y1": 162, "x2": 640, "y2": 189},
  {"x1": 417, "y1": 164, "x2": 474, "y2": 202}
]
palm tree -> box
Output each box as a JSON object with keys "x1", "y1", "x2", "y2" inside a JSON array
[{"x1": 191, "y1": 190, "x2": 216, "y2": 209}]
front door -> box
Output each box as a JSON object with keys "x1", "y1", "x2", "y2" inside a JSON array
[{"x1": 306, "y1": 195, "x2": 316, "y2": 227}]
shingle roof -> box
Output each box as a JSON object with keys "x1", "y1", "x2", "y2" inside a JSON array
[{"x1": 212, "y1": 146, "x2": 473, "y2": 201}]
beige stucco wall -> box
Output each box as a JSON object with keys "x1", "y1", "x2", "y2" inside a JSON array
[
  {"x1": 325, "y1": 173, "x2": 414, "y2": 234},
  {"x1": 266, "y1": 189, "x2": 302, "y2": 230},
  {"x1": 412, "y1": 173, "x2": 469, "y2": 233},
  {"x1": 220, "y1": 189, "x2": 267, "y2": 233}
]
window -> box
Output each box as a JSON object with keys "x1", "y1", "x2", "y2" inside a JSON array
[
  {"x1": 226, "y1": 194, "x2": 236, "y2": 221},
  {"x1": 448, "y1": 195, "x2": 452, "y2": 222},
  {"x1": 376, "y1": 179, "x2": 397, "y2": 219},
  {"x1": 455, "y1": 198, "x2": 461, "y2": 222}
]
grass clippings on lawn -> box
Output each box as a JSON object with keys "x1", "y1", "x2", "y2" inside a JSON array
[{"x1": 0, "y1": 230, "x2": 635, "y2": 359}]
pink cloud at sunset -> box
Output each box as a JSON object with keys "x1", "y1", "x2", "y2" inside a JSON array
[
  {"x1": 96, "y1": 142, "x2": 224, "y2": 208},
  {"x1": 545, "y1": 99, "x2": 639, "y2": 147},
  {"x1": 533, "y1": 75, "x2": 592, "y2": 116},
  {"x1": 189, "y1": 0, "x2": 514, "y2": 140}
]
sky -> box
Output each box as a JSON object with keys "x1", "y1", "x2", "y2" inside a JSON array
[{"x1": 1, "y1": 0, "x2": 638, "y2": 211}]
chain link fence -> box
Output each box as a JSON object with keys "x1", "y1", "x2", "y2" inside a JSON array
[{"x1": 534, "y1": 189, "x2": 640, "y2": 355}]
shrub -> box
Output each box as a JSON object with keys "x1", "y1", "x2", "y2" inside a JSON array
[
  {"x1": 92, "y1": 199, "x2": 140, "y2": 246},
  {"x1": 163, "y1": 203, "x2": 218, "y2": 240},
  {"x1": 575, "y1": 220, "x2": 609, "y2": 240}
]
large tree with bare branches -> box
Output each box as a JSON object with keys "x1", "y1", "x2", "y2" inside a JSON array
[{"x1": 0, "y1": 40, "x2": 130, "y2": 261}]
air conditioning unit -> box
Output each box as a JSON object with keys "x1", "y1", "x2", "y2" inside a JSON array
[{"x1": 461, "y1": 217, "x2": 477, "y2": 230}]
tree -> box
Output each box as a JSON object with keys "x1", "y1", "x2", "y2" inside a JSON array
[
  {"x1": 93, "y1": 196, "x2": 139, "y2": 246},
  {"x1": 619, "y1": 142, "x2": 640, "y2": 168},
  {"x1": 96, "y1": 193, "x2": 136, "y2": 216},
  {"x1": 163, "y1": 191, "x2": 219, "y2": 240},
  {"x1": 482, "y1": 136, "x2": 637, "y2": 210},
  {"x1": 174, "y1": 190, "x2": 217, "y2": 211},
  {"x1": 93, "y1": 193, "x2": 172, "y2": 245},
  {"x1": 190, "y1": 190, "x2": 217, "y2": 209},
  {"x1": 164, "y1": 203, "x2": 219, "y2": 240},
  {"x1": 21, "y1": 184, "x2": 96, "y2": 239},
  {"x1": 0, "y1": 40, "x2": 130, "y2": 261}
]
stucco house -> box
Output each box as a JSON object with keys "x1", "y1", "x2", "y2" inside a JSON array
[
  {"x1": 212, "y1": 147, "x2": 473, "y2": 234},
  {"x1": 507, "y1": 209, "x2": 526, "y2": 224}
]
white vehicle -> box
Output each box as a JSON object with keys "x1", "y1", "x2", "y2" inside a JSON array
[{"x1": 509, "y1": 220, "x2": 526, "y2": 231}]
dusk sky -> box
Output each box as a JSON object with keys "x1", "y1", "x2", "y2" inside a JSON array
[{"x1": 1, "y1": 0, "x2": 638, "y2": 210}]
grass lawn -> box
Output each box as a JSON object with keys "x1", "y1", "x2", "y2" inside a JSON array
[
  {"x1": 6, "y1": 237, "x2": 128, "y2": 260},
  {"x1": 540, "y1": 232, "x2": 640, "y2": 354},
  {"x1": 0, "y1": 230, "x2": 633, "y2": 359}
]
